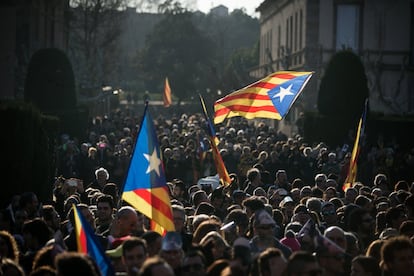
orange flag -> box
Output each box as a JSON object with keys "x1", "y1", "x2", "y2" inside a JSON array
[{"x1": 164, "y1": 77, "x2": 172, "y2": 107}]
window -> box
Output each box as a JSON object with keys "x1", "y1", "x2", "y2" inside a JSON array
[{"x1": 336, "y1": 4, "x2": 360, "y2": 51}]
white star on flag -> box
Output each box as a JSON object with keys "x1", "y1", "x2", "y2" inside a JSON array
[
  {"x1": 144, "y1": 148, "x2": 161, "y2": 176},
  {"x1": 273, "y1": 84, "x2": 294, "y2": 102}
]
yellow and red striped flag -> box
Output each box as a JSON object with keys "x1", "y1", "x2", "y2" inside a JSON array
[
  {"x1": 342, "y1": 99, "x2": 368, "y2": 191},
  {"x1": 199, "y1": 95, "x2": 231, "y2": 186},
  {"x1": 164, "y1": 77, "x2": 172, "y2": 107},
  {"x1": 121, "y1": 105, "x2": 175, "y2": 235},
  {"x1": 214, "y1": 71, "x2": 313, "y2": 124}
]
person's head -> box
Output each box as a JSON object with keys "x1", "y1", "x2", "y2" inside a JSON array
[
  {"x1": 345, "y1": 187, "x2": 358, "y2": 203},
  {"x1": 321, "y1": 202, "x2": 338, "y2": 226},
  {"x1": 172, "y1": 180, "x2": 186, "y2": 200},
  {"x1": 19, "y1": 192, "x2": 39, "y2": 218},
  {"x1": 324, "y1": 226, "x2": 347, "y2": 251},
  {"x1": 258, "y1": 247, "x2": 287, "y2": 276},
  {"x1": 114, "y1": 206, "x2": 138, "y2": 237},
  {"x1": 350, "y1": 255, "x2": 381, "y2": 276},
  {"x1": 159, "y1": 231, "x2": 184, "y2": 270},
  {"x1": 285, "y1": 251, "x2": 322, "y2": 276},
  {"x1": 365, "y1": 239, "x2": 385, "y2": 263},
  {"x1": 323, "y1": 187, "x2": 337, "y2": 201},
  {"x1": 122, "y1": 237, "x2": 148, "y2": 274},
  {"x1": 95, "y1": 167, "x2": 109, "y2": 185},
  {"x1": 139, "y1": 256, "x2": 175, "y2": 276},
  {"x1": 96, "y1": 194, "x2": 114, "y2": 223},
  {"x1": 181, "y1": 249, "x2": 206, "y2": 276},
  {"x1": 42, "y1": 205, "x2": 61, "y2": 232},
  {"x1": 0, "y1": 258, "x2": 25, "y2": 276},
  {"x1": 385, "y1": 206, "x2": 408, "y2": 230},
  {"x1": 247, "y1": 168, "x2": 261, "y2": 186},
  {"x1": 55, "y1": 252, "x2": 99, "y2": 276},
  {"x1": 380, "y1": 236, "x2": 414, "y2": 276},
  {"x1": 253, "y1": 209, "x2": 276, "y2": 239},
  {"x1": 22, "y1": 218, "x2": 51, "y2": 251},
  {"x1": 172, "y1": 204, "x2": 186, "y2": 233},
  {"x1": 314, "y1": 174, "x2": 327, "y2": 190},
  {"x1": 199, "y1": 231, "x2": 229, "y2": 262},
  {"x1": 0, "y1": 230, "x2": 19, "y2": 262},
  {"x1": 242, "y1": 196, "x2": 265, "y2": 218},
  {"x1": 192, "y1": 190, "x2": 209, "y2": 208},
  {"x1": 141, "y1": 231, "x2": 162, "y2": 257},
  {"x1": 347, "y1": 207, "x2": 374, "y2": 234}
]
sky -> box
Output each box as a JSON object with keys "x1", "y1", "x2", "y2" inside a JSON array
[{"x1": 191, "y1": 0, "x2": 262, "y2": 17}]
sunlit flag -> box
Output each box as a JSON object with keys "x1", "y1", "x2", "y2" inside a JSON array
[
  {"x1": 214, "y1": 71, "x2": 313, "y2": 124},
  {"x1": 199, "y1": 95, "x2": 231, "y2": 185},
  {"x1": 73, "y1": 205, "x2": 114, "y2": 276},
  {"x1": 164, "y1": 77, "x2": 172, "y2": 107},
  {"x1": 342, "y1": 99, "x2": 368, "y2": 191},
  {"x1": 121, "y1": 105, "x2": 175, "y2": 235}
]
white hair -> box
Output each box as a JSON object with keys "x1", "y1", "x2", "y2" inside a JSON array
[{"x1": 95, "y1": 167, "x2": 109, "y2": 180}]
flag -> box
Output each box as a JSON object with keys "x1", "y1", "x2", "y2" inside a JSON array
[
  {"x1": 342, "y1": 99, "x2": 368, "y2": 191},
  {"x1": 214, "y1": 71, "x2": 313, "y2": 124},
  {"x1": 121, "y1": 105, "x2": 175, "y2": 234},
  {"x1": 164, "y1": 77, "x2": 172, "y2": 107},
  {"x1": 73, "y1": 205, "x2": 114, "y2": 276},
  {"x1": 199, "y1": 95, "x2": 231, "y2": 185}
]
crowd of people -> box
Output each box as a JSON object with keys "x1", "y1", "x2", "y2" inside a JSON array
[{"x1": 0, "y1": 106, "x2": 414, "y2": 276}]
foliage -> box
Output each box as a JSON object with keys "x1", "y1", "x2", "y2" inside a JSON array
[
  {"x1": 317, "y1": 50, "x2": 369, "y2": 121},
  {"x1": 68, "y1": 0, "x2": 128, "y2": 90},
  {"x1": 139, "y1": 3, "x2": 214, "y2": 102},
  {"x1": 24, "y1": 48, "x2": 77, "y2": 112},
  {"x1": 0, "y1": 101, "x2": 59, "y2": 205},
  {"x1": 138, "y1": 2, "x2": 259, "y2": 102}
]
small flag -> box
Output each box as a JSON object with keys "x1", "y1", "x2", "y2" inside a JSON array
[
  {"x1": 164, "y1": 77, "x2": 172, "y2": 107},
  {"x1": 121, "y1": 105, "x2": 175, "y2": 235},
  {"x1": 342, "y1": 99, "x2": 368, "y2": 191},
  {"x1": 214, "y1": 71, "x2": 313, "y2": 124},
  {"x1": 73, "y1": 205, "x2": 114, "y2": 276},
  {"x1": 199, "y1": 95, "x2": 231, "y2": 185}
]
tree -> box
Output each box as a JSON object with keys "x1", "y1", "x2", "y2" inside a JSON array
[
  {"x1": 317, "y1": 50, "x2": 369, "y2": 121},
  {"x1": 139, "y1": 2, "x2": 214, "y2": 102},
  {"x1": 67, "y1": 0, "x2": 128, "y2": 91},
  {"x1": 24, "y1": 48, "x2": 76, "y2": 112}
]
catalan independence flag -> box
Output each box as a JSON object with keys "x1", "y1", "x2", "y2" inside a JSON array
[
  {"x1": 199, "y1": 95, "x2": 231, "y2": 185},
  {"x1": 121, "y1": 105, "x2": 175, "y2": 234},
  {"x1": 164, "y1": 77, "x2": 172, "y2": 107},
  {"x1": 214, "y1": 71, "x2": 313, "y2": 124},
  {"x1": 73, "y1": 205, "x2": 114, "y2": 276},
  {"x1": 342, "y1": 99, "x2": 368, "y2": 191}
]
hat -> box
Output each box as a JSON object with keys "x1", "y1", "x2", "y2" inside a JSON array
[
  {"x1": 161, "y1": 231, "x2": 183, "y2": 251},
  {"x1": 279, "y1": 196, "x2": 294, "y2": 208},
  {"x1": 254, "y1": 209, "x2": 276, "y2": 226},
  {"x1": 275, "y1": 188, "x2": 288, "y2": 196},
  {"x1": 106, "y1": 244, "x2": 123, "y2": 258}
]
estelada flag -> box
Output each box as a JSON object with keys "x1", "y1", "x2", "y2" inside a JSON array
[
  {"x1": 164, "y1": 77, "x2": 172, "y2": 107},
  {"x1": 342, "y1": 99, "x2": 368, "y2": 191},
  {"x1": 121, "y1": 104, "x2": 175, "y2": 234},
  {"x1": 73, "y1": 205, "x2": 115, "y2": 276},
  {"x1": 214, "y1": 71, "x2": 313, "y2": 124},
  {"x1": 199, "y1": 95, "x2": 231, "y2": 185}
]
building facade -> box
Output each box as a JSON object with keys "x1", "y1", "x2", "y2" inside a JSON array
[
  {"x1": 254, "y1": 0, "x2": 414, "y2": 122},
  {"x1": 0, "y1": 0, "x2": 68, "y2": 100}
]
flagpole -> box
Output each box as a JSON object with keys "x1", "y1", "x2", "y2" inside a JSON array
[{"x1": 117, "y1": 101, "x2": 149, "y2": 210}]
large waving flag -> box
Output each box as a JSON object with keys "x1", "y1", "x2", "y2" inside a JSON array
[
  {"x1": 342, "y1": 99, "x2": 368, "y2": 191},
  {"x1": 214, "y1": 71, "x2": 313, "y2": 124},
  {"x1": 121, "y1": 105, "x2": 175, "y2": 234},
  {"x1": 164, "y1": 77, "x2": 172, "y2": 107},
  {"x1": 73, "y1": 205, "x2": 114, "y2": 276},
  {"x1": 199, "y1": 95, "x2": 231, "y2": 185}
]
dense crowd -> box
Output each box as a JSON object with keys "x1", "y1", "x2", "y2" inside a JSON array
[{"x1": 0, "y1": 107, "x2": 413, "y2": 276}]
